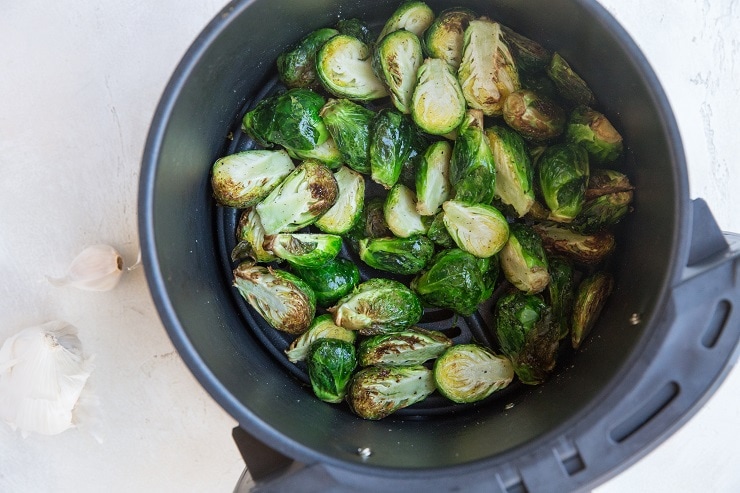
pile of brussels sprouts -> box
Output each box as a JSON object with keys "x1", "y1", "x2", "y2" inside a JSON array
[{"x1": 210, "y1": 1, "x2": 635, "y2": 420}]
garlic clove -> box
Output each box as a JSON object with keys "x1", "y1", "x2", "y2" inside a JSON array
[{"x1": 48, "y1": 244, "x2": 124, "y2": 291}]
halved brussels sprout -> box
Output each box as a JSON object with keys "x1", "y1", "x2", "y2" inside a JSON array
[
  {"x1": 277, "y1": 28, "x2": 339, "y2": 89},
  {"x1": 416, "y1": 140, "x2": 452, "y2": 216},
  {"x1": 328, "y1": 278, "x2": 423, "y2": 335},
  {"x1": 384, "y1": 183, "x2": 430, "y2": 238},
  {"x1": 211, "y1": 149, "x2": 295, "y2": 208},
  {"x1": 320, "y1": 98, "x2": 375, "y2": 174},
  {"x1": 265, "y1": 233, "x2": 343, "y2": 268},
  {"x1": 411, "y1": 57, "x2": 467, "y2": 135},
  {"x1": 500, "y1": 223, "x2": 550, "y2": 295},
  {"x1": 485, "y1": 125, "x2": 535, "y2": 217},
  {"x1": 231, "y1": 208, "x2": 278, "y2": 263},
  {"x1": 565, "y1": 106, "x2": 624, "y2": 164},
  {"x1": 233, "y1": 263, "x2": 316, "y2": 335},
  {"x1": 434, "y1": 344, "x2": 514, "y2": 403},
  {"x1": 546, "y1": 52, "x2": 596, "y2": 107},
  {"x1": 370, "y1": 109, "x2": 414, "y2": 189},
  {"x1": 423, "y1": 8, "x2": 477, "y2": 69},
  {"x1": 426, "y1": 212, "x2": 456, "y2": 248},
  {"x1": 292, "y1": 257, "x2": 360, "y2": 308},
  {"x1": 538, "y1": 143, "x2": 590, "y2": 222},
  {"x1": 255, "y1": 160, "x2": 338, "y2": 235},
  {"x1": 502, "y1": 89, "x2": 566, "y2": 142},
  {"x1": 359, "y1": 235, "x2": 435, "y2": 275},
  {"x1": 501, "y1": 25, "x2": 552, "y2": 74},
  {"x1": 374, "y1": 29, "x2": 424, "y2": 114},
  {"x1": 569, "y1": 189, "x2": 633, "y2": 234},
  {"x1": 458, "y1": 18, "x2": 520, "y2": 116},
  {"x1": 348, "y1": 365, "x2": 435, "y2": 420},
  {"x1": 572, "y1": 271, "x2": 614, "y2": 349},
  {"x1": 450, "y1": 109, "x2": 496, "y2": 204},
  {"x1": 547, "y1": 256, "x2": 576, "y2": 340},
  {"x1": 377, "y1": 1, "x2": 435, "y2": 41},
  {"x1": 306, "y1": 338, "x2": 357, "y2": 403},
  {"x1": 317, "y1": 35, "x2": 389, "y2": 101},
  {"x1": 285, "y1": 314, "x2": 357, "y2": 363},
  {"x1": 585, "y1": 168, "x2": 634, "y2": 200},
  {"x1": 315, "y1": 166, "x2": 365, "y2": 235},
  {"x1": 335, "y1": 18, "x2": 372, "y2": 44},
  {"x1": 533, "y1": 223, "x2": 616, "y2": 265},
  {"x1": 442, "y1": 200, "x2": 509, "y2": 258},
  {"x1": 358, "y1": 327, "x2": 453, "y2": 366},
  {"x1": 287, "y1": 136, "x2": 343, "y2": 170}
]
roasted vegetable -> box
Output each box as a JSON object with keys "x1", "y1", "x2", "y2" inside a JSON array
[
  {"x1": 426, "y1": 212, "x2": 456, "y2": 248},
  {"x1": 384, "y1": 183, "x2": 430, "y2": 238},
  {"x1": 569, "y1": 189, "x2": 633, "y2": 234},
  {"x1": 502, "y1": 89, "x2": 566, "y2": 142},
  {"x1": 320, "y1": 98, "x2": 375, "y2": 174},
  {"x1": 265, "y1": 233, "x2": 343, "y2": 268},
  {"x1": 349, "y1": 365, "x2": 435, "y2": 420},
  {"x1": 349, "y1": 196, "x2": 393, "y2": 243},
  {"x1": 315, "y1": 165, "x2": 365, "y2": 235},
  {"x1": 450, "y1": 109, "x2": 496, "y2": 204},
  {"x1": 500, "y1": 223, "x2": 550, "y2": 295},
  {"x1": 359, "y1": 235, "x2": 435, "y2": 275},
  {"x1": 285, "y1": 314, "x2": 356, "y2": 363},
  {"x1": 231, "y1": 208, "x2": 278, "y2": 263},
  {"x1": 374, "y1": 29, "x2": 424, "y2": 114},
  {"x1": 423, "y1": 7, "x2": 477, "y2": 69},
  {"x1": 211, "y1": 149, "x2": 295, "y2": 208},
  {"x1": 485, "y1": 125, "x2": 535, "y2": 217},
  {"x1": 277, "y1": 28, "x2": 339, "y2": 89},
  {"x1": 411, "y1": 57, "x2": 467, "y2": 135},
  {"x1": 546, "y1": 52, "x2": 596, "y2": 107},
  {"x1": 547, "y1": 256, "x2": 577, "y2": 340},
  {"x1": 572, "y1": 271, "x2": 614, "y2": 349},
  {"x1": 442, "y1": 200, "x2": 509, "y2": 258},
  {"x1": 533, "y1": 223, "x2": 616, "y2": 265},
  {"x1": 292, "y1": 257, "x2": 360, "y2": 308},
  {"x1": 501, "y1": 25, "x2": 551, "y2": 74},
  {"x1": 287, "y1": 136, "x2": 343, "y2": 170},
  {"x1": 370, "y1": 109, "x2": 414, "y2": 189},
  {"x1": 537, "y1": 143, "x2": 590, "y2": 222},
  {"x1": 317, "y1": 35, "x2": 388, "y2": 101},
  {"x1": 377, "y1": 0, "x2": 435, "y2": 41},
  {"x1": 585, "y1": 168, "x2": 634, "y2": 200},
  {"x1": 416, "y1": 140, "x2": 453, "y2": 216},
  {"x1": 565, "y1": 106, "x2": 624, "y2": 164},
  {"x1": 434, "y1": 344, "x2": 514, "y2": 403},
  {"x1": 306, "y1": 338, "x2": 357, "y2": 403},
  {"x1": 335, "y1": 18, "x2": 372, "y2": 44},
  {"x1": 358, "y1": 327, "x2": 452, "y2": 366}
]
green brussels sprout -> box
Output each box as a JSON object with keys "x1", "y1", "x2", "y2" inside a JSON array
[
  {"x1": 277, "y1": 28, "x2": 339, "y2": 89},
  {"x1": 501, "y1": 25, "x2": 552, "y2": 74},
  {"x1": 485, "y1": 125, "x2": 535, "y2": 217},
  {"x1": 306, "y1": 338, "x2": 357, "y2": 403},
  {"x1": 348, "y1": 365, "x2": 435, "y2": 420},
  {"x1": 502, "y1": 89, "x2": 566, "y2": 142},
  {"x1": 328, "y1": 278, "x2": 423, "y2": 335},
  {"x1": 572, "y1": 271, "x2": 614, "y2": 349},
  {"x1": 377, "y1": 1, "x2": 435, "y2": 41},
  {"x1": 416, "y1": 140, "x2": 452, "y2": 216},
  {"x1": 211, "y1": 149, "x2": 295, "y2": 209},
  {"x1": 315, "y1": 166, "x2": 365, "y2": 235},
  {"x1": 285, "y1": 314, "x2": 357, "y2": 363},
  {"x1": 335, "y1": 18, "x2": 372, "y2": 44},
  {"x1": 433, "y1": 344, "x2": 514, "y2": 403},
  {"x1": 458, "y1": 18, "x2": 520, "y2": 116},
  {"x1": 398, "y1": 129, "x2": 429, "y2": 190},
  {"x1": 374, "y1": 29, "x2": 424, "y2": 114},
  {"x1": 442, "y1": 200, "x2": 509, "y2": 258},
  {"x1": 242, "y1": 88, "x2": 329, "y2": 151},
  {"x1": 532, "y1": 223, "x2": 616, "y2": 265},
  {"x1": 449, "y1": 109, "x2": 496, "y2": 204},
  {"x1": 255, "y1": 160, "x2": 339, "y2": 235},
  {"x1": 352, "y1": 196, "x2": 393, "y2": 240},
  {"x1": 538, "y1": 143, "x2": 590, "y2": 222},
  {"x1": 565, "y1": 106, "x2": 624, "y2": 165},
  {"x1": 370, "y1": 109, "x2": 414, "y2": 189},
  {"x1": 546, "y1": 52, "x2": 596, "y2": 107},
  {"x1": 547, "y1": 256, "x2": 577, "y2": 340},
  {"x1": 569, "y1": 189, "x2": 633, "y2": 234},
  {"x1": 359, "y1": 235, "x2": 435, "y2": 275},
  {"x1": 585, "y1": 168, "x2": 634, "y2": 200},
  {"x1": 478, "y1": 253, "x2": 501, "y2": 302},
  {"x1": 358, "y1": 327, "x2": 453, "y2": 366},
  {"x1": 231, "y1": 208, "x2": 278, "y2": 263},
  {"x1": 265, "y1": 233, "x2": 343, "y2": 268},
  {"x1": 520, "y1": 73, "x2": 560, "y2": 102},
  {"x1": 287, "y1": 136, "x2": 343, "y2": 170},
  {"x1": 426, "y1": 212, "x2": 456, "y2": 248},
  {"x1": 320, "y1": 98, "x2": 375, "y2": 174},
  {"x1": 384, "y1": 183, "x2": 430, "y2": 238},
  {"x1": 500, "y1": 223, "x2": 550, "y2": 295},
  {"x1": 495, "y1": 291, "x2": 559, "y2": 385},
  {"x1": 292, "y1": 257, "x2": 360, "y2": 308},
  {"x1": 316, "y1": 35, "x2": 389, "y2": 101},
  {"x1": 411, "y1": 57, "x2": 467, "y2": 135},
  {"x1": 422, "y1": 8, "x2": 477, "y2": 70},
  {"x1": 233, "y1": 263, "x2": 316, "y2": 335}
]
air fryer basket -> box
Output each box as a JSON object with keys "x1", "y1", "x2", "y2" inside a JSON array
[{"x1": 139, "y1": 0, "x2": 740, "y2": 491}]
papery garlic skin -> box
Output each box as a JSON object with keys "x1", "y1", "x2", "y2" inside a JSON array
[
  {"x1": 48, "y1": 244, "x2": 124, "y2": 291},
  {"x1": 0, "y1": 321, "x2": 94, "y2": 436}
]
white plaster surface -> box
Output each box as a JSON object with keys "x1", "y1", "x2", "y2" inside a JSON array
[{"x1": 0, "y1": 1, "x2": 738, "y2": 491}]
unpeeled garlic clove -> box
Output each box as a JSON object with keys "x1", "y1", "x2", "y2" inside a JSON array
[{"x1": 48, "y1": 244, "x2": 124, "y2": 291}]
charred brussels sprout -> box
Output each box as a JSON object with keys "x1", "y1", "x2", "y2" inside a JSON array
[
  {"x1": 538, "y1": 143, "x2": 590, "y2": 222},
  {"x1": 231, "y1": 208, "x2": 278, "y2": 263},
  {"x1": 384, "y1": 183, "x2": 430, "y2": 238},
  {"x1": 211, "y1": 149, "x2": 295, "y2": 209},
  {"x1": 442, "y1": 200, "x2": 509, "y2": 258},
  {"x1": 533, "y1": 223, "x2": 616, "y2": 265},
  {"x1": 500, "y1": 223, "x2": 550, "y2": 295},
  {"x1": 277, "y1": 28, "x2": 339, "y2": 89},
  {"x1": 348, "y1": 365, "x2": 435, "y2": 420},
  {"x1": 485, "y1": 125, "x2": 535, "y2": 217},
  {"x1": 546, "y1": 52, "x2": 596, "y2": 107},
  {"x1": 335, "y1": 18, "x2": 372, "y2": 44},
  {"x1": 374, "y1": 30, "x2": 424, "y2": 114},
  {"x1": 450, "y1": 109, "x2": 496, "y2": 204},
  {"x1": 358, "y1": 327, "x2": 453, "y2": 366},
  {"x1": 565, "y1": 106, "x2": 624, "y2": 165},
  {"x1": 585, "y1": 168, "x2": 634, "y2": 200},
  {"x1": 416, "y1": 140, "x2": 452, "y2": 216},
  {"x1": 320, "y1": 98, "x2": 375, "y2": 174},
  {"x1": 306, "y1": 338, "x2": 357, "y2": 403},
  {"x1": 315, "y1": 166, "x2": 365, "y2": 235},
  {"x1": 265, "y1": 233, "x2": 343, "y2": 268},
  {"x1": 317, "y1": 35, "x2": 388, "y2": 101},
  {"x1": 411, "y1": 57, "x2": 467, "y2": 135},
  {"x1": 434, "y1": 344, "x2": 514, "y2": 403},
  {"x1": 501, "y1": 25, "x2": 552, "y2": 74},
  {"x1": 285, "y1": 314, "x2": 357, "y2": 363},
  {"x1": 349, "y1": 196, "x2": 393, "y2": 244},
  {"x1": 329, "y1": 278, "x2": 423, "y2": 335},
  {"x1": 572, "y1": 271, "x2": 614, "y2": 349},
  {"x1": 370, "y1": 109, "x2": 414, "y2": 189},
  {"x1": 423, "y1": 8, "x2": 477, "y2": 70},
  {"x1": 233, "y1": 263, "x2": 316, "y2": 335},
  {"x1": 547, "y1": 256, "x2": 576, "y2": 340},
  {"x1": 570, "y1": 189, "x2": 633, "y2": 234},
  {"x1": 502, "y1": 89, "x2": 566, "y2": 142},
  {"x1": 292, "y1": 257, "x2": 360, "y2": 308},
  {"x1": 377, "y1": 1, "x2": 435, "y2": 41},
  {"x1": 359, "y1": 235, "x2": 435, "y2": 275},
  {"x1": 255, "y1": 160, "x2": 338, "y2": 235}
]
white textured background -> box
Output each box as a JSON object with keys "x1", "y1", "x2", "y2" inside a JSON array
[{"x1": 0, "y1": 0, "x2": 738, "y2": 491}]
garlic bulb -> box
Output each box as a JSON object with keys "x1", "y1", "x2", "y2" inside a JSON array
[
  {"x1": 0, "y1": 321, "x2": 94, "y2": 436},
  {"x1": 48, "y1": 244, "x2": 124, "y2": 291}
]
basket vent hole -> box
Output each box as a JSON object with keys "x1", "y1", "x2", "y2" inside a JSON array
[
  {"x1": 504, "y1": 480, "x2": 529, "y2": 493},
  {"x1": 702, "y1": 299, "x2": 731, "y2": 348},
  {"x1": 560, "y1": 450, "x2": 586, "y2": 476}
]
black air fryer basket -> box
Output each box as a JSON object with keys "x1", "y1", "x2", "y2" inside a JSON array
[{"x1": 138, "y1": 0, "x2": 740, "y2": 491}]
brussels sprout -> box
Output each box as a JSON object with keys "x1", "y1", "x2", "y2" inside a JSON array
[
  {"x1": 433, "y1": 344, "x2": 514, "y2": 403},
  {"x1": 458, "y1": 18, "x2": 520, "y2": 116},
  {"x1": 478, "y1": 254, "x2": 501, "y2": 302},
  {"x1": 255, "y1": 160, "x2": 339, "y2": 235},
  {"x1": 231, "y1": 208, "x2": 278, "y2": 263},
  {"x1": 416, "y1": 140, "x2": 452, "y2": 216},
  {"x1": 277, "y1": 28, "x2": 339, "y2": 89},
  {"x1": 502, "y1": 89, "x2": 566, "y2": 142},
  {"x1": 316, "y1": 35, "x2": 389, "y2": 101},
  {"x1": 398, "y1": 129, "x2": 429, "y2": 190},
  {"x1": 572, "y1": 271, "x2": 614, "y2": 349},
  {"x1": 501, "y1": 25, "x2": 552, "y2": 74},
  {"x1": 423, "y1": 8, "x2": 477, "y2": 69},
  {"x1": 370, "y1": 109, "x2": 414, "y2": 189},
  {"x1": 315, "y1": 166, "x2": 365, "y2": 234},
  {"x1": 336, "y1": 18, "x2": 372, "y2": 44},
  {"x1": 233, "y1": 263, "x2": 316, "y2": 335},
  {"x1": 450, "y1": 109, "x2": 496, "y2": 204},
  {"x1": 348, "y1": 365, "x2": 435, "y2": 420},
  {"x1": 442, "y1": 200, "x2": 509, "y2": 258},
  {"x1": 359, "y1": 235, "x2": 434, "y2": 275},
  {"x1": 377, "y1": 1, "x2": 435, "y2": 41},
  {"x1": 538, "y1": 143, "x2": 590, "y2": 222},
  {"x1": 585, "y1": 168, "x2": 634, "y2": 200},
  {"x1": 285, "y1": 314, "x2": 357, "y2": 363},
  {"x1": 328, "y1": 278, "x2": 423, "y2": 335},
  {"x1": 242, "y1": 88, "x2": 329, "y2": 151},
  {"x1": 547, "y1": 256, "x2": 576, "y2": 340},
  {"x1": 211, "y1": 149, "x2": 295, "y2": 209},
  {"x1": 520, "y1": 73, "x2": 560, "y2": 102},
  {"x1": 292, "y1": 257, "x2": 360, "y2": 308},
  {"x1": 569, "y1": 190, "x2": 633, "y2": 234},
  {"x1": 411, "y1": 57, "x2": 467, "y2": 135},
  {"x1": 374, "y1": 30, "x2": 424, "y2": 114},
  {"x1": 546, "y1": 52, "x2": 596, "y2": 107},
  {"x1": 287, "y1": 136, "x2": 343, "y2": 170},
  {"x1": 565, "y1": 106, "x2": 624, "y2": 164},
  {"x1": 320, "y1": 98, "x2": 375, "y2": 174},
  {"x1": 265, "y1": 233, "x2": 343, "y2": 268},
  {"x1": 355, "y1": 196, "x2": 393, "y2": 240},
  {"x1": 358, "y1": 327, "x2": 453, "y2": 366},
  {"x1": 411, "y1": 248, "x2": 496, "y2": 316},
  {"x1": 426, "y1": 212, "x2": 456, "y2": 248},
  {"x1": 500, "y1": 223, "x2": 550, "y2": 295},
  {"x1": 306, "y1": 338, "x2": 357, "y2": 403},
  {"x1": 485, "y1": 125, "x2": 535, "y2": 217},
  {"x1": 384, "y1": 183, "x2": 430, "y2": 238},
  {"x1": 533, "y1": 223, "x2": 616, "y2": 265},
  {"x1": 495, "y1": 291, "x2": 559, "y2": 385}
]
